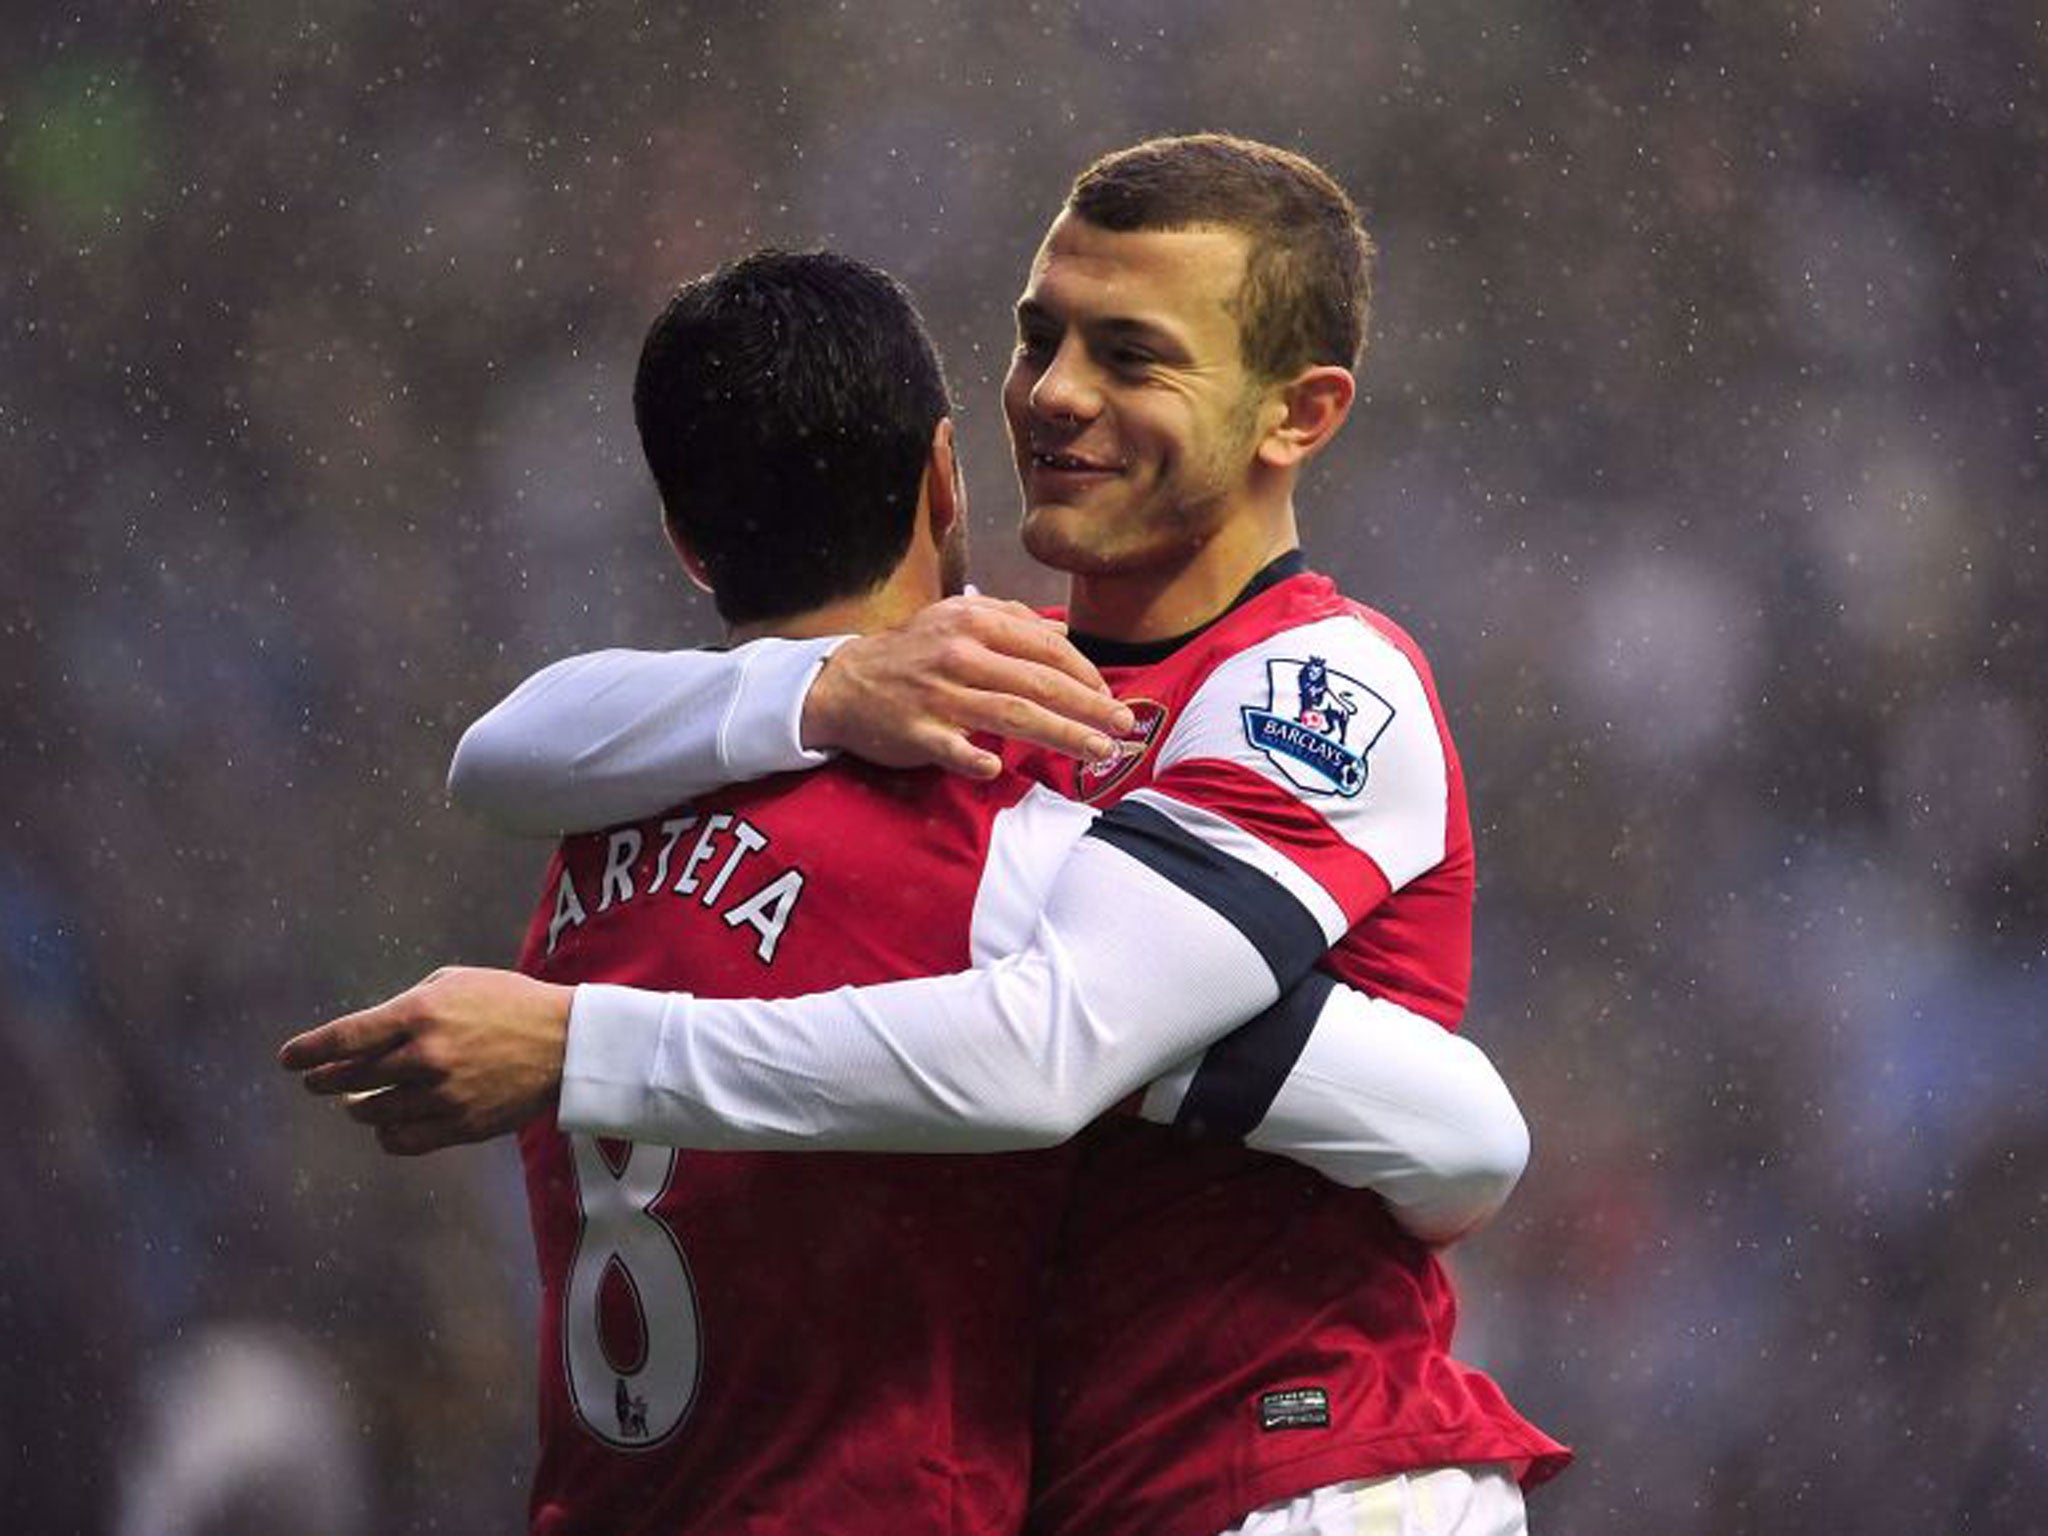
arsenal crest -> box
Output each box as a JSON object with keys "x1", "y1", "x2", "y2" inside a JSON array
[
  {"x1": 1075, "y1": 697, "x2": 1169, "y2": 802},
  {"x1": 1240, "y1": 656, "x2": 1393, "y2": 797}
]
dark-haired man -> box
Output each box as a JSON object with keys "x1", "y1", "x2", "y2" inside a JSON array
[
  {"x1": 290, "y1": 136, "x2": 1569, "y2": 1533},
  {"x1": 509, "y1": 250, "x2": 1088, "y2": 1533}
]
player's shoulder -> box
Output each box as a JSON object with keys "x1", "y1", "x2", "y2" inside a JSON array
[
  {"x1": 808, "y1": 750, "x2": 1042, "y2": 827},
  {"x1": 1136, "y1": 569, "x2": 1460, "y2": 893},
  {"x1": 1328, "y1": 588, "x2": 1444, "y2": 696},
  {"x1": 1144, "y1": 570, "x2": 1454, "y2": 804},
  {"x1": 596, "y1": 751, "x2": 1038, "y2": 858},
  {"x1": 1187, "y1": 572, "x2": 1435, "y2": 713}
]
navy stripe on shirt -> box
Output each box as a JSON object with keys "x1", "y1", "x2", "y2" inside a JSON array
[
  {"x1": 1085, "y1": 799, "x2": 1326, "y2": 987},
  {"x1": 1171, "y1": 969, "x2": 1336, "y2": 1143}
]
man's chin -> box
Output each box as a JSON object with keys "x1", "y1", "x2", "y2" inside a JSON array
[{"x1": 1020, "y1": 506, "x2": 1129, "y2": 576}]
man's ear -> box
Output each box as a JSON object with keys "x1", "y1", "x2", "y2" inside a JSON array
[
  {"x1": 663, "y1": 520, "x2": 717, "y2": 595},
  {"x1": 1255, "y1": 365, "x2": 1355, "y2": 469},
  {"x1": 922, "y1": 416, "x2": 965, "y2": 544}
]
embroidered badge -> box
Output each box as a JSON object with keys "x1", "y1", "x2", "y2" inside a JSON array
[
  {"x1": 1240, "y1": 656, "x2": 1392, "y2": 798},
  {"x1": 1075, "y1": 697, "x2": 1169, "y2": 802}
]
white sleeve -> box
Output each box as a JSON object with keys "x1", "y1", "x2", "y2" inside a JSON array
[
  {"x1": 1137, "y1": 981, "x2": 1528, "y2": 1245},
  {"x1": 558, "y1": 831, "x2": 1284, "y2": 1149},
  {"x1": 556, "y1": 783, "x2": 1525, "y2": 1239},
  {"x1": 552, "y1": 615, "x2": 1513, "y2": 1197},
  {"x1": 446, "y1": 637, "x2": 847, "y2": 835},
  {"x1": 1141, "y1": 611, "x2": 1453, "y2": 931}
]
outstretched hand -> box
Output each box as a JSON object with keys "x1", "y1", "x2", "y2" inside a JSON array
[
  {"x1": 801, "y1": 595, "x2": 1135, "y2": 779},
  {"x1": 279, "y1": 966, "x2": 574, "y2": 1155}
]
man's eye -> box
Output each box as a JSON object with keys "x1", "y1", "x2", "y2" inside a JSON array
[
  {"x1": 1015, "y1": 333, "x2": 1055, "y2": 362},
  {"x1": 1108, "y1": 347, "x2": 1156, "y2": 373}
]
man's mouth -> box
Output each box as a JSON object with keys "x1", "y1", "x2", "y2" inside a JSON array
[{"x1": 1030, "y1": 449, "x2": 1120, "y2": 475}]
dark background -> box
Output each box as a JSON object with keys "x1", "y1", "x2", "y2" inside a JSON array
[{"x1": 4, "y1": 3, "x2": 2043, "y2": 1531}]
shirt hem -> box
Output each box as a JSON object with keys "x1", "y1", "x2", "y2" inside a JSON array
[{"x1": 1038, "y1": 1429, "x2": 1572, "y2": 1536}]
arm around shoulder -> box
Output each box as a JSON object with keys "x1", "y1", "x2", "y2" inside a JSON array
[
  {"x1": 1244, "y1": 988, "x2": 1529, "y2": 1244},
  {"x1": 447, "y1": 639, "x2": 844, "y2": 835},
  {"x1": 555, "y1": 832, "x2": 1287, "y2": 1150}
]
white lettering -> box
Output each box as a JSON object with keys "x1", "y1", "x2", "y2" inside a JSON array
[
  {"x1": 723, "y1": 869, "x2": 804, "y2": 963},
  {"x1": 700, "y1": 819, "x2": 767, "y2": 907},
  {"x1": 598, "y1": 828, "x2": 643, "y2": 911},
  {"x1": 546, "y1": 867, "x2": 589, "y2": 955},
  {"x1": 650, "y1": 816, "x2": 697, "y2": 892},
  {"x1": 556, "y1": 812, "x2": 802, "y2": 965},
  {"x1": 674, "y1": 813, "x2": 732, "y2": 895}
]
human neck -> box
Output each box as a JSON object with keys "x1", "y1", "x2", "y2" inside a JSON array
[
  {"x1": 1065, "y1": 499, "x2": 1300, "y2": 643},
  {"x1": 726, "y1": 569, "x2": 936, "y2": 644}
]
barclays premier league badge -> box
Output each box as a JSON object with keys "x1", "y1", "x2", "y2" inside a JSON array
[{"x1": 1240, "y1": 656, "x2": 1392, "y2": 797}]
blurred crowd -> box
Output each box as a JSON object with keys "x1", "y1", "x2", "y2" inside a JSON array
[{"x1": 3, "y1": 3, "x2": 2042, "y2": 1531}]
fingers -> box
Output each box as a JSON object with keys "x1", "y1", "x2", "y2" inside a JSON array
[
  {"x1": 945, "y1": 688, "x2": 1122, "y2": 767},
  {"x1": 809, "y1": 594, "x2": 1140, "y2": 773},
  {"x1": 910, "y1": 725, "x2": 1004, "y2": 781},
  {"x1": 953, "y1": 599, "x2": 1115, "y2": 699},
  {"x1": 299, "y1": 1045, "x2": 431, "y2": 1097},
  {"x1": 925, "y1": 602, "x2": 1136, "y2": 759},
  {"x1": 343, "y1": 1083, "x2": 446, "y2": 1128},
  {"x1": 949, "y1": 637, "x2": 1130, "y2": 725},
  {"x1": 284, "y1": 968, "x2": 545, "y2": 1157},
  {"x1": 278, "y1": 997, "x2": 413, "y2": 1071},
  {"x1": 337, "y1": 1079, "x2": 496, "y2": 1155}
]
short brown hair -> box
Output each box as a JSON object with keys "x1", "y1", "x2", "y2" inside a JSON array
[{"x1": 1066, "y1": 133, "x2": 1375, "y2": 380}]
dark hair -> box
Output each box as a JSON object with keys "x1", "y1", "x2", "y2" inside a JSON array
[
  {"x1": 633, "y1": 249, "x2": 951, "y2": 626},
  {"x1": 1067, "y1": 133, "x2": 1375, "y2": 380}
]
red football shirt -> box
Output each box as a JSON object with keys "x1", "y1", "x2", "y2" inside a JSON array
[
  {"x1": 1022, "y1": 563, "x2": 1571, "y2": 1536},
  {"x1": 516, "y1": 759, "x2": 1074, "y2": 1535}
]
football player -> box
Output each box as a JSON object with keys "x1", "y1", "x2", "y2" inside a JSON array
[
  {"x1": 288, "y1": 239, "x2": 1540, "y2": 1533},
  {"x1": 288, "y1": 136, "x2": 1571, "y2": 1534}
]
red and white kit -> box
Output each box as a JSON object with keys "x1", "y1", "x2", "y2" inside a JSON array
[
  {"x1": 459, "y1": 554, "x2": 1569, "y2": 1533},
  {"x1": 1009, "y1": 558, "x2": 1571, "y2": 1534},
  {"x1": 517, "y1": 760, "x2": 1079, "y2": 1535}
]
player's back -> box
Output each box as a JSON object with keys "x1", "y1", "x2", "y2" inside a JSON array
[{"x1": 516, "y1": 757, "x2": 1074, "y2": 1536}]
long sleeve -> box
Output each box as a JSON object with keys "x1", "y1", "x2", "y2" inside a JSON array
[
  {"x1": 559, "y1": 832, "x2": 1279, "y2": 1150},
  {"x1": 1137, "y1": 978, "x2": 1528, "y2": 1243},
  {"x1": 545, "y1": 597, "x2": 1521, "y2": 1240},
  {"x1": 559, "y1": 814, "x2": 1527, "y2": 1243},
  {"x1": 447, "y1": 638, "x2": 845, "y2": 835}
]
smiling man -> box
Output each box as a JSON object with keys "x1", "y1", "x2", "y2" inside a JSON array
[
  {"x1": 287, "y1": 135, "x2": 1570, "y2": 1534},
  {"x1": 1011, "y1": 211, "x2": 1334, "y2": 632}
]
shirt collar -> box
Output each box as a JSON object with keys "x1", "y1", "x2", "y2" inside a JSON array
[{"x1": 1069, "y1": 549, "x2": 1309, "y2": 668}]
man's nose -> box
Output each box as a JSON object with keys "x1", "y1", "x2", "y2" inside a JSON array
[{"x1": 1030, "y1": 340, "x2": 1102, "y2": 423}]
